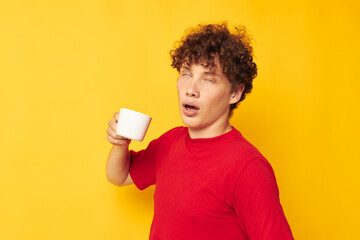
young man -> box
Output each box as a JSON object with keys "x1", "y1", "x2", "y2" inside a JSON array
[{"x1": 106, "y1": 23, "x2": 294, "y2": 240}]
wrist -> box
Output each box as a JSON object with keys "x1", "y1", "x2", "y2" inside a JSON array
[{"x1": 113, "y1": 144, "x2": 129, "y2": 150}]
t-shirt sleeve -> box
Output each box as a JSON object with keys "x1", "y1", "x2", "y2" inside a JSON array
[
  {"x1": 234, "y1": 158, "x2": 294, "y2": 240},
  {"x1": 129, "y1": 139, "x2": 159, "y2": 190}
]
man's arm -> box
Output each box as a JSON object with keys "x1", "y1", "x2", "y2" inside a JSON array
[
  {"x1": 235, "y1": 158, "x2": 294, "y2": 239},
  {"x1": 106, "y1": 112, "x2": 134, "y2": 186}
]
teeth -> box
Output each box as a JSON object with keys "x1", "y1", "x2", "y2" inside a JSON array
[{"x1": 185, "y1": 105, "x2": 197, "y2": 111}]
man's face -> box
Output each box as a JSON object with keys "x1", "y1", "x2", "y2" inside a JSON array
[{"x1": 177, "y1": 58, "x2": 241, "y2": 136}]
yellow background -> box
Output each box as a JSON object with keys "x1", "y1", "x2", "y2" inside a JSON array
[{"x1": 1, "y1": 0, "x2": 359, "y2": 239}]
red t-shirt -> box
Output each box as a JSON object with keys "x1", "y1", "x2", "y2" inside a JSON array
[{"x1": 129, "y1": 127, "x2": 294, "y2": 240}]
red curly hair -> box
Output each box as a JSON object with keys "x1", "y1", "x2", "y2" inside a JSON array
[{"x1": 170, "y1": 23, "x2": 257, "y2": 113}]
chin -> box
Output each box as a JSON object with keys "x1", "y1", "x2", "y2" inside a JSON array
[
  {"x1": 180, "y1": 116, "x2": 203, "y2": 129},
  {"x1": 180, "y1": 115, "x2": 195, "y2": 127}
]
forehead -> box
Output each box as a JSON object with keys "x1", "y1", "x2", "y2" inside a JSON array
[{"x1": 181, "y1": 57, "x2": 223, "y2": 74}]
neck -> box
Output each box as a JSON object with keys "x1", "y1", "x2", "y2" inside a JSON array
[{"x1": 188, "y1": 122, "x2": 232, "y2": 139}]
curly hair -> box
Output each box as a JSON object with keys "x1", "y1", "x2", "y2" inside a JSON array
[{"x1": 170, "y1": 23, "x2": 257, "y2": 113}]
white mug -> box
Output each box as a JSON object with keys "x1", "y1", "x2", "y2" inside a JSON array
[{"x1": 116, "y1": 108, "x2": 152, "y2": 142}]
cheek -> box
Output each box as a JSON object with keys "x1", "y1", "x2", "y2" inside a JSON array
[
  {"x1": 177, "y1": 79, "x2": 184, "y2": 92},
  {"x1": 177, "y1": 85, "x2": 182, "y2": 98},
  {"x1": 202, "y1": 94, "x2": 232, "y2": 115},
  {"x1": 176, "y1": 81, "x2": 181, "y2": 94},
  {"x1": 207, "y1": 90, "x2": 231, "y2": 105},
  {"x1": 177, "y1": 80, "x2": 190, "y2": 98}
]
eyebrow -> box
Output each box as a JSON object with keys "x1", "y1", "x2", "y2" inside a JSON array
[
  {"x1": 180, "y1": 65, "x2": 218, "y2": 76},
  {"x1": 180, "y1": 65, "x2": 191, "y2": 71},
  {"x1": 203, "y1": 70, "x2": 217, "y2": 76}
]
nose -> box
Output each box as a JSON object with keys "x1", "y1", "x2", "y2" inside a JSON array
[{"x1": 186, "y1": 79, "x2": 200, "y2": 98}]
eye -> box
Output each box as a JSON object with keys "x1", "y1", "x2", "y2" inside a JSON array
[
  {"x1": 181, "y1": 72, "x2": 191, "y2": 77},
  {"x1": 204, "y1": 78, "x2": 214, "y2": 83}
]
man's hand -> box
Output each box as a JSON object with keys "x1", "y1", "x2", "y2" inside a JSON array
[
  {"x1": 107, "y1": 112, "x2": 131, "y2": 146},
  {"x1": 106, "y1": 112, "x2": 134, "y2": 186}
]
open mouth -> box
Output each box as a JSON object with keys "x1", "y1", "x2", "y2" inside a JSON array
[{"x1": 184, "y1": 104, "x2": 199, "y2": 111}]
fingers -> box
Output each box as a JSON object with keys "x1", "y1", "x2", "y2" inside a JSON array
[
  {"x1": 106, "y1": 126, "x2": 117, "y2": 139},
  {"x1": 106, "y1": 125, "x2": 126, "y2": 140},
  {"x1": 107, "y1": 112, "x2": 131, "y2": 146},
  {"x1": 108, "y1": 117, "x2": 117, "y2": 133},
  {"x1": 113, "y1": 112, "x2": 119, "y2": 121},
  {"x1": 107, "y1": 132, "x2": 131, "y2": 146}
]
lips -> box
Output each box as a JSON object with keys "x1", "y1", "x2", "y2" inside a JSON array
[{"x1": 182, "y1": 102, "x2": 200, "y2": 117}]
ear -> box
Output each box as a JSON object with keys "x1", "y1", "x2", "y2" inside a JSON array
[{"x1": 229, "y1": 83, "x2": 245, "y2": 105}]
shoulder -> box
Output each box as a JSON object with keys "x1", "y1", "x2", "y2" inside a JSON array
[
  {"x1": 221, "y1": 128, "x2": 274, "y2": 186},
  {"x1": 223, "y1": 127, "x2": 265, "y2": 163},
  {"x1": 132, "y1": 126, "x2": 187, "y2": 158},
  {"x1": 149, "y1": 126, "x2": 187, "y2": 147},
  {"x1": 157, "y1": 126, "x2": 187, "y2": 140},
  {"x1": 161, "y1": 126, "x2": 187, "y2": 137}
]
